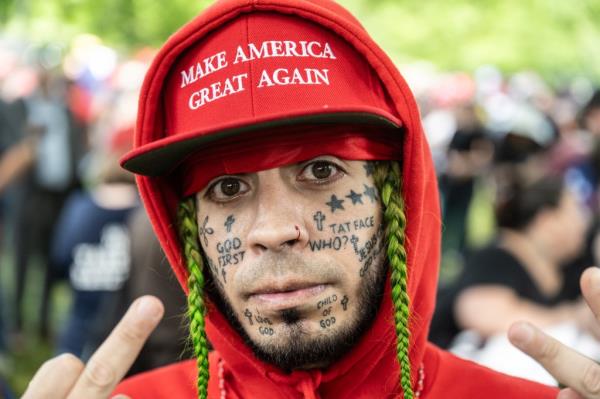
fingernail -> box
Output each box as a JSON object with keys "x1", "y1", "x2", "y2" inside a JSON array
[
  {"x1": 136, "y1": 297, "x2": 162, "y2": 321},
  {"x1": 510, "y1": 322, "x2": 534, "y2": 346}
]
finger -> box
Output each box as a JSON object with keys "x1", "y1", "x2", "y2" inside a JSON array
[
  {"x1": 557, "y1": 388, "x2": 584, "y2": 399},
  {"x1": 580, "y1": 267, "x2": 600, "y2": 320},
  {"x1": 67, "y1": 296, "x2": 164, "y2": 399},
  {"x1": 22, "y1": 353, "x2": 84, "y2": 399},
  {"x1": 509, "y1": 321, "x2": 600, "y2": 398}
]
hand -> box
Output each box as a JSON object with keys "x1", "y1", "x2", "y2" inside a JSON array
[
  {"x1": 22, "y1": 296, "x2": 164, "y2": 399},
  {"x1": 509, "y1": 267, "x2": 600, "y2": 399}
]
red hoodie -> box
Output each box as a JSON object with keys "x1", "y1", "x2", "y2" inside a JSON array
[{"x1": 115, "y1": 0, "x2": 559, "y2": 397}]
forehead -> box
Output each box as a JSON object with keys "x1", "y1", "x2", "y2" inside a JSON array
[{"x1": 178, "y1": 126, "x2": 400, "y2": 197}]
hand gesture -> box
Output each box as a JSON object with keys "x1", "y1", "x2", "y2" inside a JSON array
[
  {"x1": 509, "y1": 267, "x2": 600, "y2": 399},
  {"x1": 22, "y1": 296, "x2": 164, "y2": 399}
]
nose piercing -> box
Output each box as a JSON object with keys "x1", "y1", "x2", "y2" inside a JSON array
[{"x1": 294, "y1": 225, "x2": 301, "y2": 240}]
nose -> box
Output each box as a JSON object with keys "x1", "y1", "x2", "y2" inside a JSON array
[{"x1": 246, "y1": 188, "x2": 308, "y2": 254}]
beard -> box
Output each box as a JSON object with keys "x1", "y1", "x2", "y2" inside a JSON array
[{"x1": 205, "y1": 252, "x2": 388, "y2": 372}]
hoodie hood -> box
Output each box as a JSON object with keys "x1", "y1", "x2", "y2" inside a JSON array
[{"x1": 126, "y1": 0, "x2": 440, "y2": 396}]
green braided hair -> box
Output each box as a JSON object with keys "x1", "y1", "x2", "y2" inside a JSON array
[
  {"x1": 176, "y1": 162, "x2": 411, "y2": 399},
  {"x1": 373, "y1": 161, "x2": 413, "y2": 399},
  {"x1": 177, "y1": 197, "x2": 210, "y2": 399}
]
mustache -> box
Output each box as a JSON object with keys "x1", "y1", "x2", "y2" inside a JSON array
[{"x1": 234, "y1": 251, "x2": 343, "y2": 296}]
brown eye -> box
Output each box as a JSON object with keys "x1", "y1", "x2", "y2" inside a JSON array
[
  {"x1": 220, "y1": 178, "x2": 241, "y2": 196},
  {"x1": 311, "y1": 162, "x2": 332, "y2": 179},
  {"x1": 207, "y1": 177, "x2": 249, "y2": 202},
  {"x1": 297, "y1": 159, "x2": 345, "y2": 185}
]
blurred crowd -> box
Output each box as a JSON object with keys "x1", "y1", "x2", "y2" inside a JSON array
[
  {"x1": 0, "y1": 35, "x2": 190, "y2": 397},
  {"x1": 416, "y1": 67, "x2": 600, "y2": 383},
  {"x1": 0, "y1": 34, "x2": 599, "y2": 396}
]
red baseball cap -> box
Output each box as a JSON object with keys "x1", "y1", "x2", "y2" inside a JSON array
[{"x1": 120, "y1": 11, "x2": 402, "y2": 180}]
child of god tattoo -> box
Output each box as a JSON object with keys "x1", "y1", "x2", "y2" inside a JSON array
[{"x1": 317, "y1": 294, "x2": 338, "y2": 329}]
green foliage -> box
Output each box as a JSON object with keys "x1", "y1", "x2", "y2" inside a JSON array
[
  {"x1": 344, "y1": 0, "x2": 600, "y2": 81},
  {"x1": 2, "y1": 0, "x2": 210, "y2": 49},
  {"x1": 2, "y1": 0, "x2": 598, "y2": 80}
]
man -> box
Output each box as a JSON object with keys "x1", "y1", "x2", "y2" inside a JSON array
[{"x1": 22, "y1": 1, "x2": 600, "y2": 398}]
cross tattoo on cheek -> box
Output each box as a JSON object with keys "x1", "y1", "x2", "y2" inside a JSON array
[
  {"x1": 350, "y1": 235, "x2": 359, "y2": 253},
  {"x1": 224, "y1": 215, "x2": 235, "y2": 233},
  {"x1": 341, "y1": 295, "x2": 349, "y2": 311},
  {"x1": 313, "y1": 211, "x2": 326, "y2": 231},
  {"x1": 244, "y1": 309, "x2": 253, "y2": 325}
]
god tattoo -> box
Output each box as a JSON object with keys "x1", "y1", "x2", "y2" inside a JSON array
[
  {"x1": 217, "y1": 237, "x2": 246, "y2": 267},
  {"x1": 356, "y1": 226, "x2": 385, "y2": 277}
]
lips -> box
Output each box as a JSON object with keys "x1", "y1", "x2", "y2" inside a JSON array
[{"x1": 247, "y1": 281, "x2": 329, "y2": 310}]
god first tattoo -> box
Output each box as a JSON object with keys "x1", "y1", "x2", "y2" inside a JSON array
[{"x1": 216, "y1": 237, "x2": 246, "y2": 267}]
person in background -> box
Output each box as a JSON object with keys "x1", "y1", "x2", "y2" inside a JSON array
[
  {"x1": 21, "y1": 2, "x2": 600, "y2": 398},
  {"x1": 13, "y1": 67, "x2": 86, "y2": 339},
  {"x1": 431, "y1": 171, "x2": 591, "y2": 348},
  {"x1": 50, "y1": 127, "x2": 138, "y2": 357},
  {"x1": 119, "y1": 207, "x2": 191, "y2": 376}
]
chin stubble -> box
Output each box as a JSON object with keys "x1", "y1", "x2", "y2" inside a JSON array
[{"x1": 205, "y1": 256, "x2": 388, "y2": 372}]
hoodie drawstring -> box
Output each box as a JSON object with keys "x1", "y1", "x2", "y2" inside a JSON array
[{"x1": 296, "y1": 377, "x2": 321, "y2": 399}]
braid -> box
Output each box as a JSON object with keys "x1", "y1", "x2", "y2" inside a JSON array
[
  {"x1": 373, "y1": 161, "x2": 413, "y2": 399},
  {"x1": 177, "y1": 197, "x2": 210, "y2": 399}
]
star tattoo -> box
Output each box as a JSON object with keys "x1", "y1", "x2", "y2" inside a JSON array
[
  {"x1": 345, "y1": 190, "x2": 363, "y2": 205},
  {"x1": 363, "y1": 184, "x2": 377, "y2": 203},
  {"x1": 198, "y1": 215, "x2": 215, "y2": 246},
  {"x1": 325, "y1": 194, "x2": 345, "y2": 213},
  {"x1": 363, "y1": 162, "x2": 375, "y2": 176}
]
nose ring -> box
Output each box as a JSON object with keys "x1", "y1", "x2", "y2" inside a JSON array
[{"x1": 294, "y1": 225, "x2": 301, "y2": 240}]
